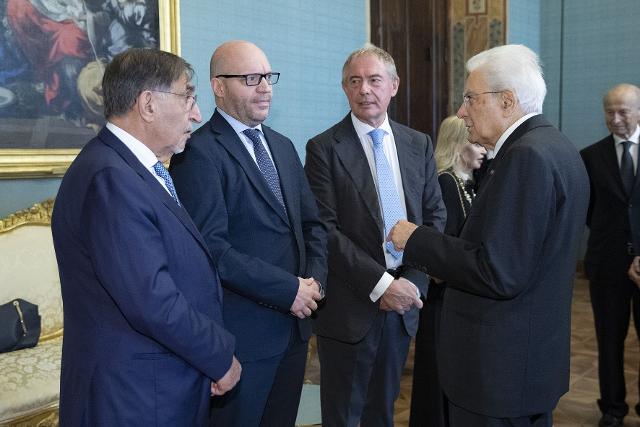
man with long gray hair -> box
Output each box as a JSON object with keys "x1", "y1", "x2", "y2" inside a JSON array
[{"x1": 389, "y1": 44, "x2": 590, "y2": 426}]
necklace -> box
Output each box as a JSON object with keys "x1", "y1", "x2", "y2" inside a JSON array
[{"x1": 440, "y1": 169, "x2": 475, "y2": 217}]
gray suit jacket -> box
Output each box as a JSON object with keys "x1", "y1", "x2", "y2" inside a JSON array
[{"x1": 304, "y1": 113, "x2": 446, "y2": 343}]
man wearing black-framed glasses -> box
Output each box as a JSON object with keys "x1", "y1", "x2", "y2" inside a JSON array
[{"x1": 170, "y1": 40, "x2": 327, "y2": 427}]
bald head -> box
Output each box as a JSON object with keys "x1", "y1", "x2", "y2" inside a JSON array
[
  {"x1": 603, "y1": 83, "x2": 640, "y2": 139},
  {"x1": 210, "y1": 40, "x2": 268, "y2": 80},
  {"x1": 209, "y1": 40, "x2": 274, "y2": 127}
]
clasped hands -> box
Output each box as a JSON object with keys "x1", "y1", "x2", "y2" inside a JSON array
[
  {"x1": 380, "y1": 278, "x2": 423, "y2": 314},
  {"x1": 211, "y1": 355, "x2": 242, "y2": 396},
  {"x1": 290, "y1": 277, "x2": 323, "y2": 319}
]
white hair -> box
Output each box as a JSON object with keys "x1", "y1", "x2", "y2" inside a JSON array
[{"x1": 466, "y1": 44, "x2": 546, "y2": 114}]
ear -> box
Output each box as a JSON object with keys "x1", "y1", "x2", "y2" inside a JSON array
[
  {"x1": 391, "y1": 77, "x2": 400, "y2": 97},
  {"x1": 501, "y1": 90, "x2": 517, "y2": 115},
  {"x1": 137, "y1": 90, "x2": 155, "y2": 123},
  {"x1": 212, "y1": 77, "x2": 224, "y2": 98}
]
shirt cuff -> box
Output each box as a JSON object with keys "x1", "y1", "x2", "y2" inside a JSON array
[{"x1": 369, "y1": 272, "x2": 395, "y2": 302}]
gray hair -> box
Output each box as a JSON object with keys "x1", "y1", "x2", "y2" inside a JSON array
[
  {"x1": 466, "y1": 44, "x2": 546, "y2": 114},
  {"x1": 102, "y1": 48, "x2": 194, "y2": 119},
  {"x1": 342, "y1": 44, "x2": 398, "y2": 84}
]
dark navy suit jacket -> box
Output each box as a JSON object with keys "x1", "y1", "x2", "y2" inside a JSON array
[
  {"x1": 52, "y1": 127, "x2": 235, "y2": 427},
  {"x1": 403, "y1": 115, "x2": 590, "y2": 417},
  {"x1": 170, "y1": 111, "x2": 327, "y2": 362}
]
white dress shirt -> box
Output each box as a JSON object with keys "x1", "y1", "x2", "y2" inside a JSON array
[
  {"x1": 349, "y1": 113, "x2": 413, "y2": 301},
  {"x1": 105, "y1": 122, "x2": 173, "y2": 196}
]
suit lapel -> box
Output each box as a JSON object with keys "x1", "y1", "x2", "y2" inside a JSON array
[
  {"x1": 97, "y1": 127, "x2": 213, "y2": 259},
  {"x1": 209, "y1": 112, "x2": 289, "y2": 225},
  {"x1": 333, "y1": 115, "x2": 384, "y2": 232},
  {"x1": 390, "y1": 120, "x2": 422, "y2": 222}
]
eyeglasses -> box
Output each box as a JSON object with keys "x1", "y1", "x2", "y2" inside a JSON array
[
  {"x1": 462, "y1": 91, "x2": 503, "y2": 106},
  {"x1": 215, "y1": 73, "x2": 280, "y2": 86},
  {"x1": 152, "y1": 90, "x2": 198, "y2": 111}
]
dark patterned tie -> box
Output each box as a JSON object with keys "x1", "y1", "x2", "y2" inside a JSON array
[
  {"x1": 243, "y1": 128, "x2": 286, "y2": 210},
  {"x1": 620, "y1": 140, "x2": 635, "y2": 195},
  {"x1": 153, "y1": 161, "x2": 180, "y2": 206}
]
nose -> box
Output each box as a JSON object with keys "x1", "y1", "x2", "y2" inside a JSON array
[
  {"x1": 257, "y1": 76, "x2": 272, "y2": 92},
  {"x1": 456, "y1": 103, "x2": 467, "y2": 119},
  {"x1": 190, "y1": 102, "x2": 202, "y2": 123}
]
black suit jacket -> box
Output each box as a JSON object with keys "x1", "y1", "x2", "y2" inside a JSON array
[
  {"x1": 170, "y1": 111, "x2": 327, "y2": 362},
  {"x1": 402, "y1": 115, "x2": 590, "y2": 417},
  {"x1": 581, "y1": 135, "x2": 640, "y2": 281},
  {"x1": 304, "y1": 114, "x2": 446, "y2": 343}
]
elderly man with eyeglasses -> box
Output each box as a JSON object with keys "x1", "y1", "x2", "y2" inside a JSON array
[
  {"x1": 389, "y1": 44, "x2": 590, "y2": 427},
  {"x1": 170, "y1": 40, "x2": 327, "y2": 427}
]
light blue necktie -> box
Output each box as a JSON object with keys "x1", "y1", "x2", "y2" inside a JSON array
[
  {"x1": 369, "y1": 128, "x2": 404, "y2": 259},
  {"x1": 243, "y1": 128, "x2": 286, "y2": 211},
  {"x1": 153, "y1": 161, "x2": 180, "y2": 206}
]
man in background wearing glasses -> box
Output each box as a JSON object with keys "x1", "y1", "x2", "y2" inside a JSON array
[{"x1": 170, "y1": 40, "x2": 327, "y2": 427}]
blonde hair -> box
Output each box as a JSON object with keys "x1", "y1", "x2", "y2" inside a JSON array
[{"x1": 434, "y1": 116, "x2": 469, "y2": 173}]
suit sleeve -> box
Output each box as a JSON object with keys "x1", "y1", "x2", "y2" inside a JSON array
[
  {"x1": 294, "y1": 151, "x2": 329, "y2": 286},
  {"x1": 400, "y1": 134, "x2": 446, "y2": 295},
  {"x1": 170, "y1": 142, "x2": 299, "y2": 312},
  {"x1": 404, "y1": 144, "x2": 554, "y2": 300},
  {"x1": 305, "y1": 137, "x2": 388, "y2": 301},
  {"x1": 580, "y1": 149, "x2": 595, "y2": 228},
  {"x1": 420, "y1": 135, "x2": 447, "y2": 233},
  {"x1": 83, "y1": 167, "x2": 235, "y2": 380}
]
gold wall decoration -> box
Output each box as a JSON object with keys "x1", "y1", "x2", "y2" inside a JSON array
[
  {"x1": 0, "y1": 0, "x2": 181, "y2": 179},
  {"x1": 449, "y1": 0, "x2": 507, "y2": 114}
]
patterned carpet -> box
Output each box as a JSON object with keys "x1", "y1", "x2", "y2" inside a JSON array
[{"x1": 301, "y1": 273, "x2": 640, "y2": 426}]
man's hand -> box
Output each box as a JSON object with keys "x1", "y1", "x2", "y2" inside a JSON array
[
  {"x1": 380, "y1": 278, "x2": 423, "y2": 315},
  {"x1": 211, "y1": 356, "x2": 241, "y2": 396},
  {"x1": 290, "y1": 277, "x2": 322, "y2": 319},
  {"x1": 629, "y1": 256, "x2": 640, "y2": 287},
  {"x1": 388, "y1": 220, "x2": 418, "y2": 250}
]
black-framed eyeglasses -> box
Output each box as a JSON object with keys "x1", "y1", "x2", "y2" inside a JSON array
[
  {"x1": 462, "y1": 91, "x2": 503, "y2": 106},
  {"x1": 152, "y1": 90, "x2": 198, "y2": 111},
  {"x1": 215, "y1": 73, "x2": 280, "y2": 86}
]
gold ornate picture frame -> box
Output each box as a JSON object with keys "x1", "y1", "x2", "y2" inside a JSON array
[{"x1": 0, "y1": 0, "x2": 180, "y2": 179}]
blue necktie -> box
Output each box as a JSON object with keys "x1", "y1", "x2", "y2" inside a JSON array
[
  {"x1": 621, "y1": 140, "x2": 635, "y2": 195},
  {"x1": 243, "y1": 128, "x2": 286, "y2": 210},
  {"x1": 153, "y1": 161, "x2": 180, "y2": 206},
  {"x1": 369, "y1": 128, "x2": 404, "y2": 259}
]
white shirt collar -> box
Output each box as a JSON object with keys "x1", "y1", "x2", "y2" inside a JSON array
[
  {"x1": 350, "y1": 112, "x2": 393, "y2": 139},
  {"x1": 105, "y1": 122, "x2": 158, "y2": 168},
  {"x1": 487, "y1": 112, "x2": 538, "y2": 159},
  {"x1": 217, "y1": 107, "x2": 264, "y2": 135},
  {"x1": 612, "y1": 124, "x2": 640, "y2": 145}
]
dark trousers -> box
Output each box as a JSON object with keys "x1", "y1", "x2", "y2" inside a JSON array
[
  {"x1": 317, "y1": 311, "x2": 410, "y2": 427},
  {"x1": 590, "y1": 274, "x2": 640, "y2": 418},
  {"x1": 410, "y1": 286, "x2": 446, "y2": 427},
  {"x1": 210, "y1": 325, "x2": 308, "y2": 427},
  {"x1": 446, "y1": 400, "x2": 552, "y2": 427}
]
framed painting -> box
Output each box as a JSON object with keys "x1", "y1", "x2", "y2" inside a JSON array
[{"x1": 0, "y1": 0, "x2": 180, "y2": 178}]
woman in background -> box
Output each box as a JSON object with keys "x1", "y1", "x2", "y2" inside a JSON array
[{"x1": 409, "y1": 116, "x2": 486, "y2": 427}]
